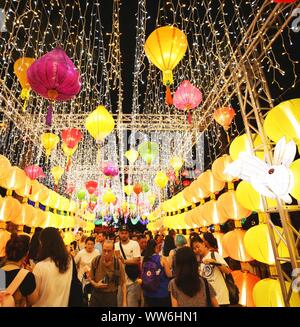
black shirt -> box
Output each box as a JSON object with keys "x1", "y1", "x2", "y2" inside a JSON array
[{"x1": 5, "y1": 269, "x2": 36, "y2": 296}]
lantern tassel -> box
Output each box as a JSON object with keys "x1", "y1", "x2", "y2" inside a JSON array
[
  {"x1": 20, "y1": 88, "x2": 30, "y2": 112},
  {"x1": 225, "y1": 130, "x2": 231, "y2": 143},
  {"x1": 46, "y1": 103, "x2": 53, "y2": 126},
  {"x1": 54, "y1": 184, "x2": 57, "y2": 192},
  {"x1": 165, "y1": 86, "x2": 173, "y2": 105},
  {"x1": 66, "y1": 157, "x2": 71, "y2": 172},
  {"x1": 187, "y1": 111, "x2": 192, "y2": 125}
]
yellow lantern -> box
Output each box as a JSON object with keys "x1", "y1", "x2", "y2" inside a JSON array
[
  {"x1": 15, "y1": 176, "x2": 32, "y2": 198},
  {"x1": 212, "y1": 154, "x2": 234, "y2": 182},
  {"x1": 253, "y1": 278, "x2": 300, "y2": 307},
  {"x1": 64, "y1": 231, "x2": 75, "y2": 245},
  {"x1": 244, "y1": 224, "x2": 289, "y2": 265},
  {"x1": 51, "y1": 166, "x2": 64, "y2": 188},
  {"x1": 229, "y1": 133, "x2": 264, "y2": 161},
  {"x1": 144, "y1": 26, "x2": 188, "y2": 86},
  {"x1": 236, "y1": 180, "x2": 277, "y2": 212},
  {"x1": 125, "y1": 149, "x2": 139, "y2": 165},
  {"x1": 217, "y1": 190, "x2": 252, "y2": 220},
  {"x1": 264, "y1": 98, "x2": 300, "y2": 146},
  {"x1": 85, "y1": 105, "x2": 115, "y2": 142},
  {"x1": 0, "y1": 196, "x2": 22, "y2": 222},
  {"x1": 16, "y1": 203, "x2": 36, "y2": 227},
  {"x1": 170, "y1": 156, "x2": 184, "y2": 177},
  {"x1": 290, "y1": 159, "x2": 300, "y2": 201},
  {"x1": 102, "y1": 190, "x2": 116, "y2": 204},
  {"x1": 201, "y1": 200, "x2": 228, "y2": 225},
  {"x1": 197, "y1": 170, "x2": 225, "y2": 195},
  {"x1": 124, "y1": 185, "x2": 133, "y2": 196},
  {"x1": 41, "y1": 133, "x2": 59, "y2": 158},
  {"x1": 213, "y1": 232, "x2": 229, "y2": 258},
  {"x1": 154, "y1": 171, "x2": 168, "y2": 189},
  {"x1": 0, "y1": 166, "x2": 26, "y2": 193},
  {"x1": 0, "y1": 155, "x2": 11, "y2": 179},
  {"x1": 147, "y1": 193, "x2": 157, "y2": 207}
]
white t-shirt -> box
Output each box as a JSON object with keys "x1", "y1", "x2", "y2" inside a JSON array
[
  {"x1": 200, "y1": 251, "x2": 230, "y2": 305},
  {"x1": 74, "y1": 248, "x2": 100, "y2": 281},
  {"x1": 114, "y1": 240, "x2": 141, "y2": 285},
  {"x1": 33, "y1": 257, "x2": 73, "y2": 307}
]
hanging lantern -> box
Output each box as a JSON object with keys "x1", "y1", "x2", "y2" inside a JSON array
[
  {"x1": 147, "y1": 193, "x2": 156, "y2": 207},
  {"x1": 244, "y1": 224, "x2": 289, "y2": 265},
  {"x1": 173, "y1": 80, "x2": 202, "y2": 124},
  {"x1": 14, "y1": 57, "x2": 35, "y2": 111},
  {"x1": 102, "y1": 190, "x2": 116, "y2": 204},
  {"x1": 0, "y1": 196, "x2": 22, "y2": 223},
  {"x1": 0, "y1": 166, "x2": 26, "y2": 193},
  {"x1": 144, "y1": 26, "x2": 188, "y2": 105},
  {"x1": 0, "y1": 155, "x2": 11, "y2": 180},
  {"x1": 141, "y1": 182, "x2": 150, "y2": 193},
  {"x1": 201, "y1": 200, "x2": 228, "y2": 225},
  {"x1": 14, "y1": 175, "x2": 32, "y2": 198},
  {"x1": 41, "y1": 132, "x2": 59, "y2": 158},
  {"x1": 222, "y1": 229, "x2": 253, "y2": 262},
  {"x1": 197, "y1": 170, "x2": 225, "y2": 195},
  {"x1": 124, "y1": 185, "x2": 133, "y2": 196},
  {"x1": 154, "y1": 171, "x2": 168, "y2": 189},
  {"x1": 24, "y1": 165, "x2": 45, "y2": 181},
  {"x1": 51, "y1": 166, "x2": 64, "y2": 191},
  {"x1": 133, "y1": 183, "x2": 143, "y2": 195},
  {"x1": 85, "y1": 105, "x2": 115, "y2": 142},
  {"x1": 125, "y1": 148, "x2": 139, "y2": 165},
  {"x1": 211, "y1": 155, "x2": 234, "y2": 183},
  {"x1": 85, "y1": 180, "x2": 98, "y2": 195},
  {"x1": 27, "y1": 48, "x2": 81, "y2": 126},
  {"x1": 170, "y1": 156, "x2": 184, "y2": 177},
  {"x1": 213, "y1": 107, "x2": 236, "y2": 142},
  {"x1": 62, "y1": 143, "x2": 78, "y2": 172},
  {"x1": 61, "y1": 128, "x2": 82, "y2": 149},
  {"x1": 138, "y1": 141, "x2": 159, "y2": 165}
]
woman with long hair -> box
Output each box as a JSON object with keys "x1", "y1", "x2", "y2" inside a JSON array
[
  {"x1": 32, "y1": 227, "x2": 73, "y2": 306},
  {"x1": 142, "y1": 239, "x2": 172, "y2": 307},
  {"x1": 168, "y1": 247, "x2": 218, "y2": 307}
]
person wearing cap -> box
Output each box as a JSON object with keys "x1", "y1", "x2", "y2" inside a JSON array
[
  {"x1": 114, "y1": 225, "x2": 141, "y2": 307},
  {"x1": 168, "y1": 234, "x2": 187, "y2": 277}
]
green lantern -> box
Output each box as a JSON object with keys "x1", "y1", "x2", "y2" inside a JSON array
[
  {"x1": 77, "y1": 189, "x2": 86, "y2": 201},
  {"x1": 138, "y1": 141, "x2": 159, "y2": 165}
]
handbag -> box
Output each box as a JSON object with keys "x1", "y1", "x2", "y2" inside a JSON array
[
  {"x1": 211, "y1": 252, "x2": 239, "y2": 305},
  {"x1": 119, "y1": 243, "x2": 139, "y2": 282},
  {"x1": 68, "y1": 257, "x2": 83, "y2": 307}
]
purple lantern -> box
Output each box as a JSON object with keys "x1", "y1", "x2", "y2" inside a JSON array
[{"x1": 27, "y1": 48, "x2": 81, "y2": 126}]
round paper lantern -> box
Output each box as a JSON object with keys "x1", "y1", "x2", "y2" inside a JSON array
[
  {"x1": 222, "y1": 229, "x2": 253, "y2": 262},
  {"x1": 244, "y1": 224, "x2": 289, "y2": 265},
  {"x1": 213, "y1": 107, "x2": 235, "y2": 141},
  {"x1": 147, "y1": 193, "x2": 156, "y2": 206},
  {"x1": 154, "y1": 171, "x2": 169, "y2": 189},
  {"x1": 229, "y1": 133, "x2": 264, "y2": 161},
  {"x1": 41, "y1": 132, "x2": 59, "y2": 157},
  {"x1": 0, "y1": 196, "x2": 22, "y2": 222},
  {"x1": 64, "y1": 231, "x2": 75, "y2": 245},
  {"x1": 264, "y1": 99, "x2": 300, "y2": 145},
  {"x1": 24, "y1": 165, "x2": 45, "y2": 180},
  {"x1": 170, "y1": 156, "x2": 184, "y2": 177},
  {"x1": 201, "y1": 200, "x2": 228, "y2": 225},
  {"x1": 217, "y1": 190, "x2": 252, "y2": 220},
  {"x1": 212, "y1": 155, "x2": 234, "y2": 182},
  {"x1": 231, "y1": 270, "x2": 260, "y2": 307},
  {"x1": 253, "y1": 278, "x2": 300, "y2": 307},
  {"x1": 125, "y1": 148, "x2": 139, "y2": 165},
  {"x1": 51, "y1": 166, "x2": 64, "y2": 190},
  {"x1": 61, "y1": 128, "x2": 82, "y2": 149},
  {"x1": 213, "y1": 232, "x2": 229, "y2": 258},
  {"x1": 14, "y1": 57, "x2": 35, "y2": 110},
  {"x1": 197, "y1": 170, "x2": 225, "y2": 194},
  {"x1": 85, "y1": 180, "x2": 98, "y2": 195},
  {"x1": 138, "y1": 141, "x2": 159, "y2": 165},
  {"x1": 144, "y1": 26, "x2": 188, "y2": 86},
  {"x1": 0, "y1": 166, "x2": 26, "y2": 191},
  {"x1": 77, "y1": 189, "x2": 86, "y2": 201},
  {"x1": 173, "y1": 80, "x2": 202, "y2": 124},
  {"x1": 27, "y1": 47, "x2": 81, "y2": 101},
  {"x1": 16, "y1": 203, "x2": 36, "y2": 227},
  {"x1": 85, "y1": 105, "x2": 115, "y2": 142},
  {"x1": 133, "y1": 183, "x2": 143, "y2": 195},
  {"x1": 0, "y1": 155, "x2": 11, "y2": 179},
  {"x1": 124, "y1": 185, "x2": 133, "y2": 196},
  {"x1": 141, "y1": 182, "x2": 150, "y2": 193},
  {"x1": 236, "y1": 180, "x2": 277, "y2": 212},
  {"x1": 102, "y1": 190, "x2": 116, "y2": 204},
  {"x1": 15, "y1": 176, "x2": 32, "y2": 198},
  {"x1": 290, "y1": 159, "x2": 300, "y2": 201}
]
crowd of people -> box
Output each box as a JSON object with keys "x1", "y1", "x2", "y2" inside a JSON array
[{"x1": 0, "y1": 224, "x2": 237, "y2": 307}]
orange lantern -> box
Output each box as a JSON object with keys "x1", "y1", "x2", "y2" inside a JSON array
[
  {"x1": 222, "y1": 229, "x2": 253, "y2": 262},
  {"x1": 0, "y1": 166, "x2": 26, "y2": 194},
  {"x1": 231, "y1": 270, "x2": 260, "y2": 307},
  {"x1": 211, "y1": 154, "x2": 234, "y2": 183},
  {"x1": 0, "y1": 155, "x2": 11, "y2": 179},
  {"x1": 14, "y1": 57, "x2": 35, "y2": 111},
  {"x1": 213, "y1": 107, "x2": 235, "y2": 142},
  {"x1": 197, "y1": 170, "x2": 225, "y2": 195},
  {"x1": 217, "y1": 191, "x2": 252, "y2": 221},
  {"x1": 201, "y1": 200, "x2": 228, "y2": 225},
  {"x1": 213, "y1": 232, "x2": 229, "y2": 258},
  {"x1": 0, "y1": 196, "x2": 22, "y2": 222}
]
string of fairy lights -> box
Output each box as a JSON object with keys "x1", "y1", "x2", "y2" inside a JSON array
[{"x1": 0, "y1": 0, "x2": 299, "y2": 215}]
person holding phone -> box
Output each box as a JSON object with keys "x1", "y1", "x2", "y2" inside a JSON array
[{"x1": 89, "y1": 240, "x2": 126, "y2": 307}]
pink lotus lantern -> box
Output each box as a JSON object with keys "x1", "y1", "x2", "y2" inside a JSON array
[
  {"x1": 25, "y1": 165, "x2": 46, "y2": 180},
  {"x1": 173, "y1": 80, "x2": 202, "y2": 124},
  {"x1": 65, "y1": 182, "x2": 75, "y2": 195},
  {"x1": 101, "y1": 162, "x2": 119, "y2": 187},
  {"x1": 27, "y1": 48, "x2": 81, "y2": 126}
]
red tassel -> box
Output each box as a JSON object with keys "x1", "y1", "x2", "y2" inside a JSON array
[
  {"x1": 165, "y1": 86, "x2": 173, "y2": 105},
  {"x1": 66, "y1": 158, "x2": 71, "y2": 172},
  {"x1": 29, "y1": 185, "x2": 32, "y2": 195},
  {"x1": 188, "y1": 111, "x2": 192, "y2": 125},
  {"x1": 54, "y1": 184, "x2": 57, "y2": 192}
]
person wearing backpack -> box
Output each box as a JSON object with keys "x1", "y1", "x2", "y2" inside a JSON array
[
  {"x1": 0, "y1": 234, "x2": 38, "y2": 307},
  {"x1": 88, "y1": 240, "x2": 126, "y2": 307},
  {"x1": 142, "y1": 239, "x2": 172, "y2": 307}
]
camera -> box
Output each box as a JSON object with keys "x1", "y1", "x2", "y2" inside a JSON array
[{"x1": 101, "y1": 275, "x2": 109, "y2": 284}]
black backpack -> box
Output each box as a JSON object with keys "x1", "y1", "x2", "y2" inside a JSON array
[{"x1": 211, "y1": 252, "x2": 239, "y2": 305}]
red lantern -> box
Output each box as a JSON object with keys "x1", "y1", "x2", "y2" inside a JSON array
[
  {"x1": 61, "y1": 128, "x2": 82, "y2": 149},
  {"x1": 85, "y1": 180, "x2": 98, "y2": 195},
  {"x1": 133, "y1": 183, "x2": 142, "y2": 195},
  {"x1": 24, "y1": 165, "x2": 45, "y2": 180},
  {"x1": 182, "y1": 179, "x2": 191, "y2": 187},
  {"x1": 213, "y1": 107, "x2": 235, "y2": 142}
]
